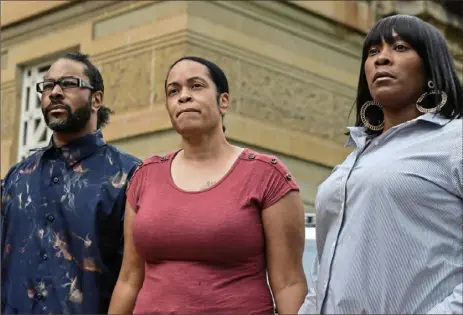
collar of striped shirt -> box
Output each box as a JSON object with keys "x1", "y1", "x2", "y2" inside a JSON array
[{"x1": 344, "y1": 113, "x2": 451, "y2": 148}]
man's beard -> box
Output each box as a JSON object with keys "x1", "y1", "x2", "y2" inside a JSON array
[{"x1": 43, "y1": 98, "x2": 92, "y2": 133}]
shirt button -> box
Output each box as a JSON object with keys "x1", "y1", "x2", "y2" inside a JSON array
[
  {"x1": 53, "y1": 177, "x2": 59, "y2": 184},
  {"x1": 46, "y1": 214, "x2": 54, "y2": 223},
  {"x1": 42, "y1": 254, "x2": 48, "y2": 260}
]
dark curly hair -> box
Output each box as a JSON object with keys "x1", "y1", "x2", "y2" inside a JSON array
[{"x1": 62, "y1": 51, "x2": 113, "y2": 129}]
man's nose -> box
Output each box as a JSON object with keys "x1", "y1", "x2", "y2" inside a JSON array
[{"x1": 50, "y1": 83, "x2": 64, "y2": 98}]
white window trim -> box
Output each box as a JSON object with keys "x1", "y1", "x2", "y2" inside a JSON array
[{"x1": 18, "y1": 62, "x2": 53, "y2": 161}]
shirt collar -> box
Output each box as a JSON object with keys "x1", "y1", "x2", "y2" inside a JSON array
[
  {"x1": 345, "y1": 127, "x2": 369, "y2": 148},
  {"x1": 31, "y1": 130, "x2": 106, "y2": 167},
  {"x1": 344, "y1": 113, "x2": 450, "y2": 148},
  {"x1": 415, "y1": 113, "x2": 451, "y2": 126}
]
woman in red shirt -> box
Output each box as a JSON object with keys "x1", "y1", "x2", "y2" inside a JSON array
[{"x1": 108, "y1": 56, "x2": 308, "y2": 314}]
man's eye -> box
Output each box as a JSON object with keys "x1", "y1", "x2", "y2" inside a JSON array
[
  {"x1": 168, "y1": 89, "x2": 177, "y2": 96},
  {"x1": 42, "y1": 82, "x2": 55, "y2": 90},
  {"x1": 60, "y1": 78, "x2": 79, "y2": 88}
]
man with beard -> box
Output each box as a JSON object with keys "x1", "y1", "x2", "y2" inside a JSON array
[{"x1": 1, "y1": 52, "x2": 141, "y2": 314}]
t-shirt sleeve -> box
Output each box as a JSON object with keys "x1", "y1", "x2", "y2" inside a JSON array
[
  {"x1": 260, "y1": 158, "x2": 300, "y2": 210},
  {"x1": 126, "y1": 164, "x2": 145, "y2": 213}
]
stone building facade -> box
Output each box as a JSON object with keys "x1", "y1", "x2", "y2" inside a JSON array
[{"x1": 1, "y1": 0, "x2": 462, "y2": 215}]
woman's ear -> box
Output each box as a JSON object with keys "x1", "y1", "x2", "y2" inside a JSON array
[{"x1": 218, "y1": 93, "x2": 230, "y2": 116}]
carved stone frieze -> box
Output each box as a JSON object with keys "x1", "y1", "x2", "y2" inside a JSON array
[
  {"x1": 1, "y1": 86, "x2": 17, "y2": 139},
  {"x1": 99, "y1": 50, "x2": 154, "y2": 114},
  {"x1": 236, "y1": 60, "x2": 353, "y2": 144},
  {"x1": 153, "y1": 43, "x2": 188, "y2": 104}
]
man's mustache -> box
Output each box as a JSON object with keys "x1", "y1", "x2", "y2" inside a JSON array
[{"x1": 45, "y1": 101, "x2": 72, "y2": 115}]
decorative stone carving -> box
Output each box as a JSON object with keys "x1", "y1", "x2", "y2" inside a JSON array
[
  {"x1": 1, "y1": 86, "x2": 16, "y2": 139},
  {"x1": 99, "y1": 50, "x2": 154, "y2": 114},
  {"x1": 154, "y1": 43, "x2": 188, "y2": 104},
  {"x1": 237, "y1": 60, "x2": 353, "y2": 144}
]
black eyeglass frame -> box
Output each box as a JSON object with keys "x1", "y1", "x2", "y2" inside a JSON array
[{"x1": 36, "y1": 76, "x2": 94, "y2": 93}]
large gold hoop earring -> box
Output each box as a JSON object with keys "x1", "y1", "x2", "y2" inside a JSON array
[
  {"x1": 360, "y1": 101, "x2": 384, "y2": 131},
  {"x1": 416, "y1": 80, "x2": 448, "y2": 114}
]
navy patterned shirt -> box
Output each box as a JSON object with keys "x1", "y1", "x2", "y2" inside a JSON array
[{"x1": 1, "y1": 131, "x2": 141, "y2": 314}]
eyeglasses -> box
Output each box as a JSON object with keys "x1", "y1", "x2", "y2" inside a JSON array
[{"x1": 36, "y1": 76, "x2": 94, "y2": 93}]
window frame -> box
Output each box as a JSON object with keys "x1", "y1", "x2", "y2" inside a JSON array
[{"x1": 17, "y1": 62, "x2": 53, "y2": 161}]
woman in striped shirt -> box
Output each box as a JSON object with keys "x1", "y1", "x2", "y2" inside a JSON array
[{"x1": 299, "y1": 14, "x2": 463, "y2": 314}]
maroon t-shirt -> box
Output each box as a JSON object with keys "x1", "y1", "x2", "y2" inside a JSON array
[{"x1": 127, "y1": 148, "x2": 299, "y2": 314}]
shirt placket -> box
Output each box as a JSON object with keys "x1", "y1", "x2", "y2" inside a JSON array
[
  {"x1": 320, "y1": 122, "x2": 424, "y2": 312},
  {"x1": 33, "y1": 154, "x2": 65, "y2": 313},
  {"x1": 319, "y1": 138, "x2": 372, "y2": 313}
]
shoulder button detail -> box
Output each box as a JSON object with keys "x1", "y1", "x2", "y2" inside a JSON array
[
  {"x1": 285, "y1": 174, "x2": 292, "y2": 181},
  {"x1": 270, "y1": 158, "x2": 277, "y2": 164},
  {"x1": 160, "y1": 156, "x2": 167, "y2": 162},
  {"x1": 248, "y1": 154, "x2": 256, "y2": 160}
]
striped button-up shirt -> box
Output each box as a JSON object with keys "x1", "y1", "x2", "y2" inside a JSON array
[{"x1": 299, "y1": 114, "x2": 463, "y2": 314}]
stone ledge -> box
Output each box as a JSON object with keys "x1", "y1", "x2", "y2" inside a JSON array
[
  {"x1": 225, "y1": 112, "x2": 351, "y2": 168},
  {"x1": 1, "y1": 1, "x2": 117, "y2": 47},
  {"x1": 209, "y1": 1, "x2": 365, "y2": 59},
  {"x1": 0, "y1": 80, "x2": 16, "y2": 91},
  {"x1": 287, "y1": 0, "x2": 375, "y2": 33},
  {"x1": 376, "y1": 0, "x2": 463, "y2": 31},
  {"x1": 90, "y1": 27, "x2": 357, "y2": 96},
  {"x1": 103, "y1": 105, "x2": 172, "y2": 142},
  {"x1": 90, "y1": 30, "x2": 188, "y2": 64},
  {"x1": 185, "y1": 30, "x2": 356, "y2": 96},
  {"x1": 0, "y1": 1, "x2": 72, "y2": 28},
  {"x1": 104, "y1": 107, "x2": 351, "y2": 168},
  {"x1": 186, "y1": 15, "x2": 359, "y2": 90}
]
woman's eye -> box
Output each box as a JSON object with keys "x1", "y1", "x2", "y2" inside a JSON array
[
  {"x1": 368, "y1": 47, "x2": 379, "y2": 55},
  {"x1": 394, "y1": 44, "x2": 408, "y2": 51}
]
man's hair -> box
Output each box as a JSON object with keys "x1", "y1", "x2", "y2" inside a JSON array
[{"x1": 61, "y1": 51, "x2": 113, "y2": 129}]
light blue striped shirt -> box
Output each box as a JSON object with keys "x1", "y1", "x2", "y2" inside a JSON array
[{"x1": 299, "y1": 114, "x2": 463, "y2": 314}]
